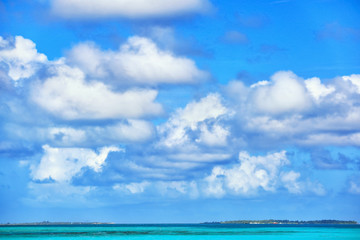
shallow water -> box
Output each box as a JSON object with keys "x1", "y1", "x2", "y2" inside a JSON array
[{"x1": 1, "y1": 224, "x2": 359, "y2": 239}]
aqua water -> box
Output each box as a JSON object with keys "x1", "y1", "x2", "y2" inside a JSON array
[{"x1": 1, "y1": 224, "x2": 359, "y2": 239}]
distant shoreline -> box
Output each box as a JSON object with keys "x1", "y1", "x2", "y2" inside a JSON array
[
  {"x1": 0, "y1": 222, "x2": 115, "y2": 226},
  {"x1": 202, "y1": 220, "x2": 358, "y2": 225},
  {"x1": 0, "y1": 220, "x2": 358, "y2": 226}
]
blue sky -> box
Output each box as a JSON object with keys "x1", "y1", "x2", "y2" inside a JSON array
[{"x1": 0, "y1": 0, "x2": 360, "y2": 223}]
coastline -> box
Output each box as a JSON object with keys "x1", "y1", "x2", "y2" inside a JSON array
[
  {"x1": 202, "y1": 220, "x2": 358, "y2": 225},
  {"x1": 1, "y1": 219, "x2": 358, "y2": 226}
]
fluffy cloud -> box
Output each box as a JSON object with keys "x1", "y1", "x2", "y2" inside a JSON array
[
  {"x1": 226, "y1": 71, "x2": 360, "y2": 147},
  {"x1": 304, "y1": 77, "x2": 335, "y2": 102},
  {"x1": 31, "y1": 145, "x2": 122, "y2": 182},
  {"x1": 342, "y1": 74, "x2": 360, "y2": 94},
  {"x1": 31, "y1": 64, "x2": 163, "y2": 120},
  {"x1": 67, "y1": 37, "x2": 208, "y2": 85},
  {"x1": 252, "y1": 71, "x2": 311, "y2": 114},
  {"x1": 196, "y1": 123, "x2": 230, "y2": 146},
  {"x1": 51, "y1": 0, "x2": 212, "y2": 19},
  {"x1": 204, "y1": 151, "x2": 293, "y2": 197},
  {"x1": 0, "y1": 36, "x2": 47, "y2": 82},
  {"x1": 158, "y1": 93, "x2": 230, "y2": 148}
]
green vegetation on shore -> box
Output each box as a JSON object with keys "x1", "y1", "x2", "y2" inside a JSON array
[
  {"x1": 0, "y1": 221, "x2": 115, "y2": 226},
  {"x1": 1, "y1": 220, "x2": 358, "y2": 226},
  {"x1": 203, "y1": 220, "x2": 358, "y2": 225}
]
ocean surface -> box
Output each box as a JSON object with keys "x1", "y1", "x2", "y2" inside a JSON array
[{"x1": 1, "y1": 224, "x2": 359, "y2": 239}]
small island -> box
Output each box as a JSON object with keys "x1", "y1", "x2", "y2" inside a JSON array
[
  {"x1": 0, "y1": 221, "x2": 115, "y2": 226},
  {"x1": 202, "y1": 219, "x2": 358, "y2": 225},
  {"x1": 1, "y1": 220, "x2": 358, "y2": 226}
]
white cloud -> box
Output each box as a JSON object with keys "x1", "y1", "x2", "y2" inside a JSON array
[
  {"x1": 66, "y1": 42, "x2": 107, "y2": 78},
  {"x1": 305, "y1": 77, "x2": 335, "y2": 102},
  {"x1": 113, "y1": 180, "x2": 199, "y2": 199},
  {"x1": 156, "y1": 180, "x2": 200, "y2": 198},
  {"x1": 0, "y1": 36, "x2": 47, "y2": 81},
  {"x1": 203, "y1": 166, "x2": 226, "y2": 197},
  {"x1": 51, "y1": 0, "x2": 212, "y2": 19},
  {"x1": 82, "y1": 119, "x2": 154, "y2": 143},
  {"x1": 342, "y1": 74, "x2": 360, "y2": 94},
  {"x1": 225, "y1": 80, "x2": 249, "y2": 103},
  {"x1": 281, "y1": 171, "x2": 302, "y2": 194},
  {"x1": 250, "y1": 80, "x2": 270, "y2": 88},
  {"x1": 196, "y1": 123, "x2": 229, "y2": 146},
  {"x1": 101, "y1": 120, "x2": 154, "y2": 142},
  {"x1": 31, "y1": 145, "x2": 122, "y2": 182},
  {"x1": 67, "y1": 37, "x2": 208, "y2": 85},
  {"x1": 31, "y1": 64, "x2": 163, "y2": 120},
  {"x1": 158, "y1": 93, "x2": 230, "y2": 148},
  {"x1": 204, "y1": 151, "x2": 295, "y2": 196},
  {"x1": 252, "y1": 71, "x2": 311, "y2": 114},
  {"x1": 48, "y1": 127, "x2": 87, "y2": 144},
  {"x1": 225, "y1": 71, "x2": 360, "y2": 147},
  {"x1": 113, "y1": 181, "x2": 150, "y2": 194},
  {"x1": 125, "y1": 181, "x2": 150, "y2": 194}
]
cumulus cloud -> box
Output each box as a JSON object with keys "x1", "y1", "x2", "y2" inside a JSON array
[
  {"x1": 67, "y1": 37, "x2": 208, "y2": 85},
  {"x1": 158, "y1": 93, "x2": 230, "y2": 148},
  {"x1": 0, "y1": 36, "x2": 47, "y2": 82},
  {"x1": 252, "y1": 71, "x2": 311, "y2": 114},
  {"x1": 31, "y1": 145, "x2": 122, "y2": 182},
  {"x1": 204, "y1": 151, "x2": 292, "y2": 197},
  {"x1": 203, "y1": 150, "x2": 325, "y2": 197},
  {"x1": 305, "y1": 77, "x2": 335, "y2": 102},
  {"x1": 31, "y1": 64, "x2": 163, "y2": 120},
  {"x1": 196, "y1": 123, "x2": 229, "y2": 146},
  {"x1": 226, "y1": 71, "x2": 360, "y2": 147},
  {"x1": 51, "y1": 0, "x2": 212, "y2": 19},
  {"x1": 342, "y1": 74, "x2": 360, "y2": 94}
]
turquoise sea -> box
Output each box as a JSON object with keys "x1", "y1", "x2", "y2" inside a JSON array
[{"x1": 1, "y1": 224, "x2": 359, "y2": 240}]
